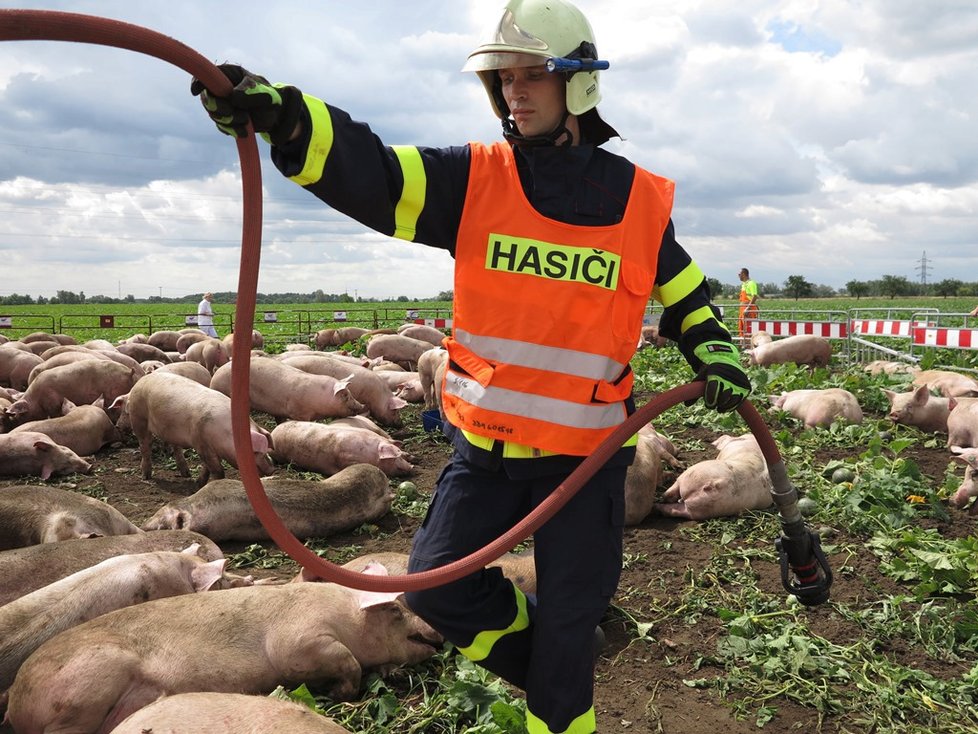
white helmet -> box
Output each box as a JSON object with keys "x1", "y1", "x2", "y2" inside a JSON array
[{"x1": 463, "y1": 0, "x2": 619, "y2": 144}]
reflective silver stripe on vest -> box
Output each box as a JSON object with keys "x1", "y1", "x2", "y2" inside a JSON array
[
  {"x1": 445, "y1": 369, "x2": 624, "y2": 429},
  {"x1": 454, "y1": 328, "x2": 625, "y2": 382}
]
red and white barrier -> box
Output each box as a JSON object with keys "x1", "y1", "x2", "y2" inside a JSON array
[
  {"x1": 913, "y1": 327, "x2": 978, "y2": 350},
  {"x1": 749, "y1": 320, "x2": 848, "y2": 339},
  {"x1": 849, "y1": 319, "x2": 934, "y2": 338},
  {"x1": 413, "y1": 318, "x2": 453, "y2": 329}
]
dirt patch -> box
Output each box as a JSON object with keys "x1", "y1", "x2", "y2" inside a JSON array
[{"x1": 0, "y1": 399, "x2": 969, "y2": 734}]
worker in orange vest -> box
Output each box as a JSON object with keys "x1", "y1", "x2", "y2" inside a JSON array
[{"x1": 738, "y1": 267, "x2": 760, "y2": 340}]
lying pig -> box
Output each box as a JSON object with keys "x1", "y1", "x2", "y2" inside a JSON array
[
  {"x1": 882, "y1": 385, "x2": 956, "y2": 433},
  {"x1": 147, "y1": 330, "x2": 185, "y2": 352},
  {"x1": 117, "y1": 341, "x2": 172, "y2": 364},
  {"x1": 912, "y1": 369, "x2": 978, "y2": 398},
  {"x1": 5, "y1": 570, "x2": 443, "y2": 734},
  {"x1": 654, "y1": 434, "x2": 774, "y2": 520},
  {"x1": 154, "y1": 359, "x2": 213, "y2": 386},
  {"x1": 111, "y1": 692, "x2": 352, "y2": 734},
  {"x1": 0, "y1": 548, "x2": 230, "y2": 694},
  {"x1": 365, "y1": 333, "x2": 437, "y2": 370},
  {"x1": 0, "y1": 347, "x2": 43, "y2": 391},
  {"x1": 770, "y1": 388, "x2": 863, "y2": 428},
  {"x1": 623, "y1": 430, "x2": 666, "y2": 525},
  {"x1": 949, "y1": 447, "x2": 978, "y2": 513},
  {"x1": 122, "y1": 370, "x2": 274, "y2": 486},
  {"x1": 3, "y1": 358, "x2": 140, "y2": 426},
  {"x1": 274, "y1": 354, "x2": 406, "y2": 426},
  {"x1": 0, "y1": 484, "x2": 139, "y2": 551},
  {"x1": 746, "y1": 334, "x2": 832, "y2": 369},
  {"x1": 948, "y1": 398, "x2": 978, "y2": 448},
  {"x1": 864, "y1": 360, "x2": 919, "y2": 376},
  {"x1": 271, "y1": 420, "x2": 414, "y2": 477},
  {"x1": 0, "y1": 431, "x2": 92, "y2": 480},
  {"x1": 10, "y1": 401, "x2": 119, "y2": 456},
  {"x1": 210, "y1": 357, "x2": 366, "y2": 422},
  {"x1": 0, "y1": 530, "x2": 223, "y2": 606},
  {"x1": 141, "y1": 464, "x2": 393, "y2": 542}
]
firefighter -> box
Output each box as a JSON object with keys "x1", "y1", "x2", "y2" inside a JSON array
[{"x1": 192, "y1": 1, "x2": 751, "y2": 731}]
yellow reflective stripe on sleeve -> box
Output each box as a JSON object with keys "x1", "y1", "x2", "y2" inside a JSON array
[
  {"x1": 681, "y1": 305, "x2": 728, "y2": 334},
  {"x1": 656, "y1": 261, "x2": 705, "y2": 307},
  {"x1": 391, "y1": 145, "x2": 426, "y2": 241},
  {"x1": 288, "y1": 94, "x2": 334, "y2": 186},
  {"x1": 526, "y1": 706, "x2": 596, "y2": 734},
  {"x1": 457, "y1": 585, "x2": 529, "y2": 662}
]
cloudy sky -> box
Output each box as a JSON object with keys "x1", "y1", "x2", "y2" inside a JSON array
[{"x1": 1, "y1": 1, "x2": 976, "y2": 300}]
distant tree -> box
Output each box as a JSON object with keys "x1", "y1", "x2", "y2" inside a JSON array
[
  {"x1": 0, "y1": 293, "x2": 34, "y2": 305},
  {"x1": 783, "y1": 275, "x2": 813, "y2": 300},
  {"x1": 880, "y1": 274, "x2": 912, "y2": 299},
  {"x1": 846, "y1": 280, "x2": 869, "y2": 299},
  {"x1": 812, "y1": 283, "x2": 836, "y2": 297},
  {"x1": 396, "y1": 295, "x2": 410, "y2": 302},
  {"x1": 436, "y1": 290, "x2": 454, "y2": 301},
  {"x1": 934, "y1": 279, "x2": 963, "y2": 298}
]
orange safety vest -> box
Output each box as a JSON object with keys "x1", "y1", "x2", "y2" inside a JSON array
[{"x1": 442, "y1": 142, "x2": 674, "y2": 456}]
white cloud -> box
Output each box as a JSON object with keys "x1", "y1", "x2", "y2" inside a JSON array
[{"x1": 1, "y1": 0, "x2": 976, "y2": 300}]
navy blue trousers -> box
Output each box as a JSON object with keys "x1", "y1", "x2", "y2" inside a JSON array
[{"x1": 406, "y1": 450, "x2": 626, "y2": 732}]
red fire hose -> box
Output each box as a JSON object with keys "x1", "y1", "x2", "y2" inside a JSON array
[{"x1": 0, "y1": 9, "x2": 831, "y2": 602}]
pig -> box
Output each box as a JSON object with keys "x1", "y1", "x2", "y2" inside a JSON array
[
  {"x1": 110, "y1": 692, "x2": 352, "y2": 734},
  {"x1": 175, "y1": 330, "x2": 210, "y2": 354},
  {"x1": 36, "y1": 344, "x2": 143, "y2": 374},
  {"x1": 0, "y1": 484, "x2": 139, "y2": 550},
  {"x1": 117, "y1": 341, "x2": 172, "y2": 364},
  {"x1": 396, "y1": 323, "x2": 447, "y2": 347},
  {"x1": 0, "y1": 530, "x2": 223, "y2": 606},
  {"x1": 882, "y1": 385, "x2": 956, "y2": 433},
  {"x1": 769, "y1": 388, "x2": 864, "y2": 428},
  {"x1": 210, "y1": 357, "x2": 366, "y2": 422},
  {"x1": 276, "y1": 354, "x2": 408, "y2": 426},
  {"x1": 863, "y1": 360, "x2": 919, "y2": 376},
  {"x1": 271, "y1": 420, "x2": 414, "y2": 477},
  {"x1": 328, "y1": 414, "x2": 397, "y2": 440},
  {"x1": 393, "y1": 375, "x2": 425, "y2": 403},
  {"x1": 0, "y1": 347, "x2": 42, "y2": 391},
  {"x1": 285, "y1": 342, "x2": 313, "y2": 351},
  {"x1": 949, "y1": 447, "x2": 978, "y2": 513},
  {"x1": 623, "y1": 430, "x2": 666, "y2": 525},
  {"x1": 122, "y1": 370, "x2": 274, "y2": 486},
  {"x1": 0, "y1": 431, "x2": 92, "y2": 480},
  {"x1": 640, "y1": 424, "x2": 681, "y2": 469},
  {"x1": 222, "y1": 328, "x2": 265, "y2": 353},
  {"x1": 912, "y1": 369, "x2": 978, "y2": 398},
  {"x1": 365, "y1": 333, "x2": 437, "y2": 370},
  {"x1": 147, "y1": 330, "x2": 185, "y2": 352},
  {"x1": 0, "y1": 549, "x2": 230, "y2": 694},
  {"x1": 154, "y1": 360, "x2": 213, "y2": 386},
  {"x1": 21, "y1": 331, "x2": 71, "y2": 345},
  {"x1": 654, "y1": 434, "x2": 774, "y2": 520},
  {"x1": 20, "y1": 339, "x2": 61, "y2": 356},
  {"x1": 4, "y1": 571, "x2": 443, "y2": 734},
  {"x1": 746, "y1": 334, "x2": 832, "y2": 369},
  {"x1": 183, "y1": 336, "x2": 230, "y2": 373},
  {"x1": 314, "y1": 328, "x2": 342, "y2": 349},
  {"x1": 947, "y1": 398, "x2": 978, "y2": 449},
  {"x1": 10, "y1": 402, "x2": 119, "y2": 456},
  {"x1": 418, "y1": 347, "x2": 448, "y2": 410},
  {"x1": 3, "y1": 358, "x2": 140, "y2": 426},
  {"x1": 141, "y1": 464, "x2": 393, "y2": 542}
]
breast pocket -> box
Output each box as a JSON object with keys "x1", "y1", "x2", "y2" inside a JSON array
[{"x1": 612, "y1": 259, "x2": 653, "y2": 341}]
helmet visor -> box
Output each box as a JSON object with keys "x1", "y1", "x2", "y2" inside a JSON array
[{"x1": 462, "y1": 50, "x2": 548, "y2": 73}]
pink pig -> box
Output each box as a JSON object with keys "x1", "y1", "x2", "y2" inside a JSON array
[
  {"x1": 271, "y1": 420, "x2": 414, "y2": 477},
  {"x1": 770, "y1": 388, "x2": 863, "y2": 428}
]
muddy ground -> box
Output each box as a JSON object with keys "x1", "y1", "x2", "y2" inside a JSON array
[{"x1": 0, "y1": 398, "x2": 972, "y2": 734}]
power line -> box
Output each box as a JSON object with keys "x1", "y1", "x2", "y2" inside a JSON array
[{"x1": 914, "y1": 250, "x2": 933, "y2": 285}]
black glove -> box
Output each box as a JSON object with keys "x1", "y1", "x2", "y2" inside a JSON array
[
  {"x1": 190, "y1": 64, "x2": 302, "y2": 146},
  {"x1": 688, "y1": 340, "x2": 752, "y2": 412}
]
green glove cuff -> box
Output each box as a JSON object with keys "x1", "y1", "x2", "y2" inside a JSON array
[{"x1": 693, "y1": 340, "x2": 743, "y2": 369}]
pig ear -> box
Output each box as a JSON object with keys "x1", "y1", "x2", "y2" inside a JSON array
[
  {"x1": 389, "y1": 396, "x2": 409, "y2": 410},
  {"x1": 881, "y1": 389, "x2": 896, "y2": 401},
  {"x1": 92, "y1": 395, "x2": 105, "y2": 409},
  {"x1": 354, "y1": 562, "x2": 402, "y2": 609},
  {"x1": 334, "y1": 375, "x2": 354, "y2": 393},
  {"x1": 61, "y1": 398, "x2": 77, "y2": 413},
  {"x1": 377, "y1": 443, "x2": 401, "y2": 459},
  {"x1": 949, "y1": 398, "x2": 958, "y2": 412},
  {"x1": 33, "y1": 439, "x2": 55, "y2": 453},
  {"x1": 250, "y1": 429, "x2": 270, "y2": 454},
  {"x1": 191, "y1": 558, "x2": 228, "y2": 591},
  {"x1": 180, "y1": 542, "x2": 202, "y2": 556},
  {"x1": 912, "y1": 385, "x2": 931, "y2": 404}
]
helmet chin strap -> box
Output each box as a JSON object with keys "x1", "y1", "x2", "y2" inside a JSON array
[{"x1": 502, "y1": 110, "x2": 575, "y2": 148}]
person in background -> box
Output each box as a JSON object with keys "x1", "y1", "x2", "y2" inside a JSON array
[
  {"x1": 969, "y1": 304, "x2": 978, "y2": 317},
  {"x1": 192, "y1": 2, "x2": 751, "y2": 731},
  {"x1": 196, "y1": 292, "x2": 217, "y2": 338},
  {"x1": 738, "y1": 268, "x2": 759, "y2": 340}
]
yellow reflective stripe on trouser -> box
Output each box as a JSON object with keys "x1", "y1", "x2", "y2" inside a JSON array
[
  {"x1": 391, "y1": 145, "x2": 426, "y2": 241},
  {"x1": 681, "y1": 305, "x2": 729, "y2": 335},
  {"x1": 527, "y1": 707, "x2": 596, "y2": 734},
  {"x1": 460, "y1": 429, "x2": 637, "y2": 457},
  {"x1": 455, "y1": 328, "x2": 626, "y2": 383},
  {"x1": 457, "y1": 585, "x2": 529, "y2": 662},
  {"x1": 651, "y1": 261, "x2": 705, "y2": 307},
  {"x1": 288, "y1": 94, "x2": 334, "y2": 186}
]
